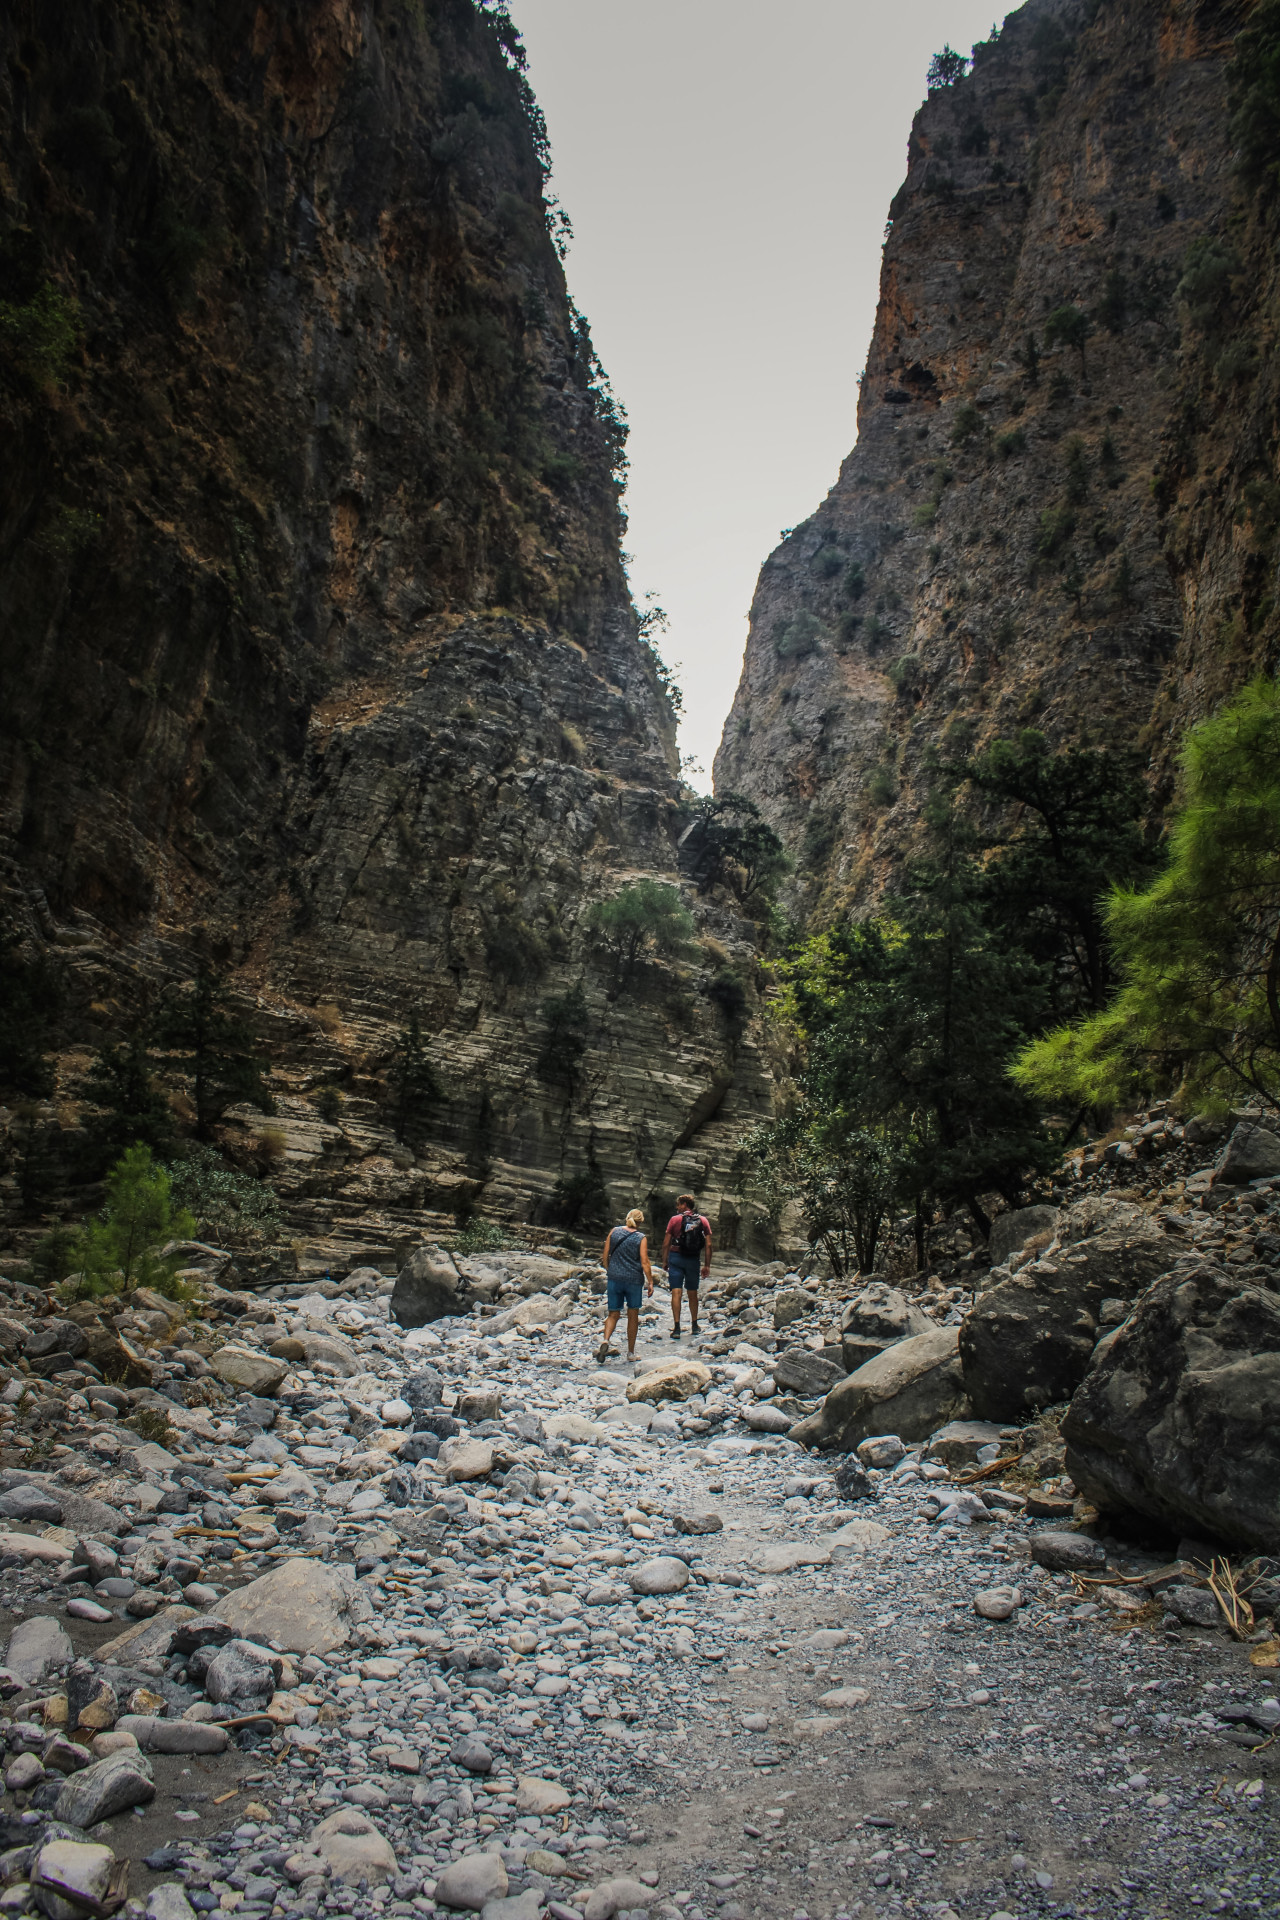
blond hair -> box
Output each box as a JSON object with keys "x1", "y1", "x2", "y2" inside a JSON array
[{"x1": 625, "y1": 1208, "x2": 645, "y2": 1229}]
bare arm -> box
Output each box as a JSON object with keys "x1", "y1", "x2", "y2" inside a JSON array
[
  {"x1": 600, "y1": 1230, "x2": 613, "y2": 1267},
  {"x1": 659, "y1": 1226, "x2": 672, "y2": 1263},
  {"x1": 640, "y1": 1235, "x2": 653, "y2": 1290},
  {"x1": 703, "y1": 1217, "x2": 713, "y2": 1275}
]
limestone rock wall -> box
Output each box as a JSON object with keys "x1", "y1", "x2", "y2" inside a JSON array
[
  {"x1": 716, "y1": 0, "x2": 1277, "y2": 914},
  {"x1": 0, "y1": 0, "x2": 773, "y2": 1255}
]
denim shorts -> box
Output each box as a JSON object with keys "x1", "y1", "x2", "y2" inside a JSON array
[
  {"x1": 666, "y1": 1253, "x2": 701, "y2": 1290},
  {"x1": 607, "y1": 1276, "x2": 643, "y2": 1312}
]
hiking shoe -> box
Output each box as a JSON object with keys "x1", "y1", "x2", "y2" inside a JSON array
[
  {"x1": 670, "y1": 1328, "x2": 682, "y2": 1339},
  {"x1": 595, "y1": 1342, "x2": 612, "y2": 1364}
]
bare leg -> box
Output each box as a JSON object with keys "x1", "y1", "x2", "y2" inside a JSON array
[
  {"x1": 670, "y1": 1286, "x2": 683, "y2": 1332},
  {"x1": 689, "y1": 1289, "x2": 699, "y2": 1332},
  {"x1": 597, "y1": 1311, "x2": 621, "y2": 1360},
  {"x1": 626, "y1": 1307, "x2": 639, "y2": 1357}
]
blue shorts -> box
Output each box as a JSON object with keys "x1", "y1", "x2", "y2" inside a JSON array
[
  {"x1": 667, "y1": 1253, "x2": 701, "y2": 1290},
  {"x1": 607, "y1": 1276, "x2": 643, "y2": 1312}
]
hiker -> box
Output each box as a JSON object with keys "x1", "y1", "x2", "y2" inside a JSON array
[
  {"x1": 597, "y1": 1208, "x2": 653, "y2": 1362},
  {"x1": 660, "y1": 1192, "x2": 712, "y2": 1338}
]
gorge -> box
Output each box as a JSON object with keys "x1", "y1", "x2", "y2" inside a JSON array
[{"x1": 2, "y1": 0, "x2": 1279, "y2": 1268}]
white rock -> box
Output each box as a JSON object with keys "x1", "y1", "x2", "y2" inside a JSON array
[
  {"x1": 310, "y1": 1809, "x2": 397, "y2": 1886},
  {"x1": 380, "y1": 1399, "x2": 413, "y2": 1425},
  {"x1": 627, "y1": 1557, "x2": 690, "y2": 1596},
  {"x1": 6, "y1": 1616, "x2": 73, "y2": 1684},
  {"x1": 514, "y1": 1775, "x2": 571, "y2": 1815},
  {"x1": 31, "y1": 1840, "x2": 117, "y2": 1920},
  {"x1": 146, "y1": 1887, "x2": 196, "y2": 1920},
  {"x1": 973, "y1": 1586, "x2": 1023, "y2": 1622},
  {"x1": 583, "y1": 1878, "x2": 655, "y2": 1920},
  {"x1": 433, "y1": 1850, "x2": 508, "y2": 1911}
]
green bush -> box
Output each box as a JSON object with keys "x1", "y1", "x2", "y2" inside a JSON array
[
  {"x1": 812, "y1": 544, "x2": 846, "y2": 579},
  {"x1": 32, "y1": 505, "x2": 101, "y2": 560},
  {"x1": 887, "y1": 654, "x2": 921, "y2": 696},
  {"x1": 927, "y1": 45, "x2": 969, "y2": 90},
  {"x1": 868, "y1": 766, "x2": 898, "y2": 807},
  {"x1": 1228, "y1": 0, "x2": 1280, "y2": 197},
  {"x1": 167, "y1": 1143, "x2": 284, "y2": 1244},
  {"x1": 774, "y1": 611, "x2": 826, "y2": 659},
  {"x1": 995, "y1": 428, "x2": 1025, "y2": 460},
  {"x1": 1035, "y1": 505, "x2": 1076, "y2": 558},
  {"x1": 585, "y1": 879, "x2": 694, "y2": 988},
  {"x1": 842, "y1": 561, "x2": 866, "y2": 600},
  {"x1": 0, "y1": 281, "x2": 81, "y2": 387},
  {"x1": 449, "y1": 1214, "x2": 507, "y2": 1254},
  {"x1": 316, "y1": 1086, "x2": 344, "y2": 1123},
  {"x1": 65, "y1": 1145, "x2": 196, "y2": 1298},
  {"x1": 1176, "y1": 237, "x2": 1238, "y2": 336},
  {"x1": 536, "y1": 982, "x2": 589, "y2": 1090},
  {"x1": 1044, "y1": 304, "x2": 1090, "y2": 374},
  {"x1": 388, "y1": 1013, "x2": 442, "y2": 1144},
  {"x1": 1063, "y1": 436, "x2": 1089, "y2": 505},
  {"x1": 950, "y1": 402, "x2": 984, "y2": 445}
]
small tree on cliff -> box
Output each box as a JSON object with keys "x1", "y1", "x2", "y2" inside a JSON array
[
  {"x1": 1044, "y1": 304, "x2": 1091, "y2": 377},
  {"x1": 154, "y1": 965, "x2": 274, "y2": 1140},
  {"x1": 585, "y1": 880, "x2": 695, "y2": 991},
  {"x1": 927, "y1": 44, "x2": 970, "y2": 90}
]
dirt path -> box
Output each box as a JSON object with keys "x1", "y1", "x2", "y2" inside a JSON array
[{"x1": 550, "y1": 1321, "x2": 1279, "y2": 1920}]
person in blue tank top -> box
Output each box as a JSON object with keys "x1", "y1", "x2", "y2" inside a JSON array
[{"x1": 597, "y1": 1208, "x2": 653, "y2": 1363}]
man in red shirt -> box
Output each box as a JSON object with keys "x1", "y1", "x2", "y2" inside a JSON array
[{"x1": 659, "y1": 1192, "x2": 712, "y2": 1339}]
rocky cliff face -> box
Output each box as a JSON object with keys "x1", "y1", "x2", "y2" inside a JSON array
[
  {"x1": 0, "y1": 0, "x2": 772, "y2": 1261},
  {"x1": 716, "y1": 0, "x2": 1279, "y2": 914}
]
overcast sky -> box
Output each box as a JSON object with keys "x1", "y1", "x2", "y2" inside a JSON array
[{"x1": 508, "y1": 0, "x2": 1008, "y2": 786}]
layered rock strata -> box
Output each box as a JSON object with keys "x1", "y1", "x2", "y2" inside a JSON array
[{"x1": 0, "y1": 0, "x2": 771, "y2": 1250}]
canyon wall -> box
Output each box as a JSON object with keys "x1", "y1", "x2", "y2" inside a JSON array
[
  {"x1": 0, "y1": 0, "x2": 773, "y2": 1263},
  {"x1": 717, "y1": 0, "x2": 1280, "y2": 917}
]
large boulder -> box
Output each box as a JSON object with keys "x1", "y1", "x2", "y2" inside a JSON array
[
  {"x1": 217, "y1": 1557, "x2": 367, "y2": 1653},
  {"x1": 210, "y1": 1348, "x2": 288, "y2": 1396},
  {"x1": 1213, "y1": 1121, "x2": 1280, "y2": 1186},
  {"x1": 790, "y1": 1327, "x2": 969, "y2": 1452},
  {"x1": 988, "y1": 1205, "x2": 1060, "y2": 1269},
  {"x1": 959, "y1": 1197, "x2": 1176, "y2": 1420},
  {"x1": 840, "y1": 1283, "x2": 932, "y2": 1372},
  {"x1": 54, "y1": 1749, "x2": 154, "y2": 1827},
  {"x1": 390, "y1": 1248, "x2": 465, "y2": 1327},
  {"x1": 772, "y1": 1348, "x2": 844, "y2": 1397},
  {"x1": 6, "y1": 1616, "x2": 73, "y2": 1685},
  {"x1": 1062, "y1": 1262, "x2": 1280, "y2": 1551}
]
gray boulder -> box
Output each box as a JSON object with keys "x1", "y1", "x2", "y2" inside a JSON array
[
  {"x1": 840, "y1": 1283, "x2": 932, "y2": 1371},
  {"x1": 54, "y1": 1749, "x2": 155, "y2": 1826},
  {"x1": 772, "y1": 1288, "x2": 812, "y2": 1332},
  {"x1": 217, "y1": 1556, "x2": 367, "y2": 1653},
  {"x1": 1163, "y1": 1585, "x2": 1223, "y2": 1628},
  {"x1": 988, "y1": 1205, "x2": 1060, "y2": 1269},
  {"x1": 1028, "y1": 1530, "x2": 1106, "y2": 1573},
  {"x1": 6, "y1": 1616, "x2": 73, "y2": 1685},
  {"x1": 1212, "y1": 1121, "x2": 1280, "y2": 1186},
  {"x1": 0, "y1": 1485, "x2": 63, "y2": 1524},
  {"x1": 402, "y1": 1368, "x2": 444, "y2": 1411},
  {"x1": 390, "y1": 1248, "x2": 465, "y2": 1327},
  {"x1": 1062, "y1": 1262, "x2": 1280, "y2": 1551},
  {"x1": 203, "y1": 1638, "x2": 282, "y2": 1705},
  {"x1": 772, "y1": 1348, "x2": 844, "y2": 1397},
  {"x1": 959, "y1": 1197, "x2": 1176, "y2": 1420},
  {"x1": 790, "y1": 1327, "x2": 969, "y2": 1452}
]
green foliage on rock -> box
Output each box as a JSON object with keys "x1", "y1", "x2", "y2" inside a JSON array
[
  {"x1": 585, "y1": 879, "x2": 694, "y2": 989},
  {"x1": 154, "y1": 966, "x2": 274, "y2": 1140},
  {"x1": 65, "y1": 1145, "x2": 196, "y2": 1297},
  {"x1": 0, "y1": 935, "x2": 59, "y2": 1098},
  {"x1": 167, "y1": 1143, "x2": 284, "y2": 1245},
  {"x1": 1013, "y1": 678, "x2": 1280, "y2": 1109},
  {"x1": 1044, "y1": 304, "x2": 1091, "y2": 374},
  {"x1": 0, "y1": 280, "x2": 81, "y2": 387},
  {"x1": 388, "y1": 1013, "x2": 443, "y2": 1145},
  {"x1": 682, "y1": 793, "x2": 790, "y2": 902},
  {"x1": 536, "y1": 981, "x2": 589, "y2": 1091},
  {"x1": 927, "y1": 45, "x2": 970, "y2": 91},
  {"x1": 79, "y1": 1033, "x2": 176, "y2": 1176},
  {"x1": 1228, "y1": 0, "x2": 1280, "y2": 199}
]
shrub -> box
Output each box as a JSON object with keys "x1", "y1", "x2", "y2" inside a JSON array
[
  {"x1": 1176, "y1": 237, "x2": 1238, "y2": 337},
  {"x1": 995, "y1": 428, "x2": 1025, "y2": 460},
  {"x1": 1044, "y1": 304, "x2": 1091, "y2": 374},
  {"x1": 65, "y1": 1145, "x2": 196, "y2": 1297},
  {"x1": 887, "y1": 654, "x2": 922, "y2": 696},
  {"x1": 868, "y1": 766, "x2": 898, "y2": 806},
  {"x1": 124, "y1": 1407, "x2": 177, "y2": 1446},
  {"x1": 30, "y1": 1224, "x2": 80, "y2": 1287},
  {"x1": 536, "y1": 982, "x2": 589, "y2": 1090},
  {"x1": 585, "y1": 879, "x2": 694, "y2": 988},
  {"x1": 1035, "y1": 505, "x2": 1076, "y2": 558},
  {"x1": 812, "y1": 544, "x2": 846, "y2": 579},
  {"x1": 32, "y1": 505, "x2": 101, "y2": 560},
  {"x1": 155, "y1": 965, "x2": 274, "y2": 1139},
  {"x1": 485, "y1": 910, "x2": 549, "y2": 984},
  {"x1": 705, "y1": 968, "x2": 749, "y2": 1024},
  {"x1": 774, "y1": 611, "x2": 826, "y2": 659},
  {"x1": 388, "y1": 1013, "x2": 443, "y2": 1143},
  {"x1": 167, "y1": 1143, "x2": 284, "y2": 1244},
  {"x1": 842, "y1": 561, "x2": 866, "y2": 600},
  {"x1": 1063, "y1": 436, "x2": 1089, "y2": 504},
  {"x1": 1228, "y1": 0, "x2": 1280, "y2": 198},
  {"x1": 449, "y1": 1214, "x2": 507, "y2": 1254},
  {"x1": 951, "y1": 402, "x2": 984, "y2": 445},
  {"x1": 0, "y1": 281, "x2": 81, "y2": 387},
  {"x1": 316, "y1": 1086, "x2": 344, "y2": 1123}
]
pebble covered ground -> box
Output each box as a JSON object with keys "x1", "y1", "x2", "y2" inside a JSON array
[{"x1": 0, "y1": 1253, "x2": 1275, "y2": 1920}]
